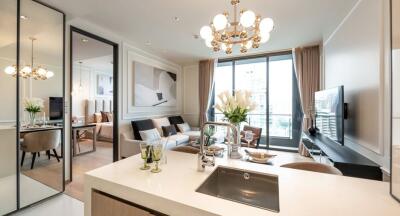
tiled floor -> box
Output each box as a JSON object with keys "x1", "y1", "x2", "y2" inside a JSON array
[{"x1": 12, "y1": 194, "x2": 84, "y2": 216}]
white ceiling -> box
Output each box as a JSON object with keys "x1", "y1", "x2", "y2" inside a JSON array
[
  {"x1": 44, "y1": 0, "x2": 358, "y2": 65},
  {"x1": 72, "y1": 31, "x2": 113, "y2": 62}
]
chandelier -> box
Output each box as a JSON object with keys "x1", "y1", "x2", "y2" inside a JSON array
[
  {"x1": 4, "y1": 37, "x2": 54, "y2": 80},
  {"x1": 200, "y1": 0, "x2": 274, "y2": 54}
]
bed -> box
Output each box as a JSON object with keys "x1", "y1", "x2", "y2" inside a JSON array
[{"x1": 85, "y1": 99, "x2": 114, "y2": 142}]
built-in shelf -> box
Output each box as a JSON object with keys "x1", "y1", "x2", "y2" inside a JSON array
[{"x1": 302, "y1": 132, "x2": 382, "y2": 181}]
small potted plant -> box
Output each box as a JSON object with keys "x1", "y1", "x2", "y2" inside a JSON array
[
  {"x1": 214, "y1": 90, "x2": 257, "y2": 158},
  {"x1": 24, "y1": 98, "x2": 44, "y2": 127}
]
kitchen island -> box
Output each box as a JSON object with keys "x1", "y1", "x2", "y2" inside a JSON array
[{"x1": 84, "y1": 151, "x2": 400, "y2": 216}]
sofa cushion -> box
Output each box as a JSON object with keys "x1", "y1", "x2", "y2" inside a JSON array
[
  {"x1": 182, "y1": 130, "x2": 201, "y2": 140},
  {"x1": 139, "y1": 128, "x2": 161, "y2": 142},
  {"x1": 166, "y1": 134, "x2": 190, "y2": 146},
  {"x1": 152, "y1": 117, "x2": 171, "y2": 135},
  {"x1": 162, "y1": 125, "x2": 177, "y2": 137},
  {"x1": 131, "y1": 119, "x2": 155, "y2": 140},
  {"x1": 168, "y1": 116, "x2": 185, "y2": 131},
  {"x1": 161, "y1": 137, "x2": 177, "y2": 149}
]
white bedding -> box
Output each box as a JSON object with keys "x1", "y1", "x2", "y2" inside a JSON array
[{"x1": 98, "y1": 122, "x2": 113, "y2": 140}]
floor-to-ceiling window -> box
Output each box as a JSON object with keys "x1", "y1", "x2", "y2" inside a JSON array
[{"x1": 211, "y1": 52, "x2": 300, "y2": 150}]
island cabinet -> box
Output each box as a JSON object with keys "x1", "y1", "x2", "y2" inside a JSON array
[{"x1": 91, "y1": 190, "x2": 167, "y2": 216}]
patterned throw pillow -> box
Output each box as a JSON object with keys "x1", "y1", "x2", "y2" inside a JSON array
[
  {"x1": 139, "y1": 128, "x2": 161, "y2": 142},
  {"x1": 177, "y1": 122, "x2": 191, "y2": 133}
]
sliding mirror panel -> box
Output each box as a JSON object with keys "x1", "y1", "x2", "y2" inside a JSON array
[
  {"x1": 0, "y1": 0, "x2": 18, "y2": 214},
  {"x1": 392, "y1": 0, "x2": 400, "y2": 202},
  {"x1": 19, "y1": 0, "x2": 64, "y2": 207}
]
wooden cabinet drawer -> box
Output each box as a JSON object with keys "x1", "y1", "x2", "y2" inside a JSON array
[{"x1": 92, "y1": 190, "x2": 163, "y2": 216}]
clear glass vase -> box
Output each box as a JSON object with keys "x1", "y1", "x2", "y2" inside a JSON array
[
  {"x1": 229, "y1": 123, "x2": 242, "y2": 159},
  {"x1": 28, "y1": 112, "x2": 37, "y2": 127}
]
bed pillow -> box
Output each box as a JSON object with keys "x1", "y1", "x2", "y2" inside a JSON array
[
  {"x1": 93, "y1": 113, "x2": 102, "y2": 123},
  {"x1": 177, "y1": 122, "x2": 191, "y2": 133},
  {"x1": 161, "y1": 125, "x2": 177, "y2": 137},
  {"x1": 106, "y1": 112, "x2": 113, "y2": 122},
  {"x1": 131, "y1": 119, "x2": 155, "y2": 140},
  {"x1": 139, "y1": 128, "x2": 161, "y2": 142},
  {"x1": 100, "y1": 111, "x2": 111, "y2": 122}
]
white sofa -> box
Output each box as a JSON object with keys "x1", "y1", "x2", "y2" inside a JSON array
[{"x1": 120, "y1": 116, "x2": 200, "y2": 158}]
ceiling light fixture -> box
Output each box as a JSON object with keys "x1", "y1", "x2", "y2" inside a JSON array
[
  {"x1": 173, "y1": 16, "x2": 180, "y2": 22},
  {"x1": 20, "y1": 15, "x2": 29, "y2": 20},
  {"x1": 4, "y1": 37, "x2": 54, "y2": 80},
  {"x1": 200, "y1": 0, "x2": 274, "y2": 54},
  {"x1": 81, "y1": 38, "x2": 89, "y2": 43}
]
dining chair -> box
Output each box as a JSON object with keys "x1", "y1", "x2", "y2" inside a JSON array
[
  {"x1": 281, "y1": 162, "x2": 343, "y2": 175},
  {"x1": 20, "y1": 130, "x2": 61, "y2": 169},
  {"x1": 240, "y1": 125, "x2": 262, "y2": 148}
]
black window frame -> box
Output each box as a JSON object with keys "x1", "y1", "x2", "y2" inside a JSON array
[{"x1": 210, "y1": 51, "x2": 301, "y2": 150}]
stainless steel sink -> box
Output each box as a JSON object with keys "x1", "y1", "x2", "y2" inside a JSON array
[{"x1": 196, "y1": 166, "x2": 279, "y2": 212}]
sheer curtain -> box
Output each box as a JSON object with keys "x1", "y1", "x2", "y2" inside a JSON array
[
  {"x1": 293, "y1": 45, "x2": 321, "y2": 156},
  {"x1": 199, "y1": 59, "x2": 216, "y2": 126}
]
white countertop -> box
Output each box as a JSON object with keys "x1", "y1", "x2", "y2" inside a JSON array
[{"x1": 84, "y1": 151, "x2": 400, "y2": 216}]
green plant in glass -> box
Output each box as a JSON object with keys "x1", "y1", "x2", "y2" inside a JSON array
[
  {"x1": 204, "y1": 125, "x2": 216, "y2": 146},
  {"x1": 151, "y1": 143, "x2": 163, "y2": 173},
  {"x1": 139, "y1": 142, "x2": 151, "y2": 170}
]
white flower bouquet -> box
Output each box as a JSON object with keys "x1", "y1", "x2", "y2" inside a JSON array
[
  {"x1": 214, "y1": 90, "x2": 257, "y2": 125},
  {"x1": 24, "y1": 98, "x2": 44, "y2": 126},
  {"x1": 24, "y1": 98, "x2": 44, "y2": 113}
]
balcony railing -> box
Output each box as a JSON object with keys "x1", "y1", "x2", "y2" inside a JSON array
[{"x1": 213, "y1": 113, "x2": 292, "y2": 138}]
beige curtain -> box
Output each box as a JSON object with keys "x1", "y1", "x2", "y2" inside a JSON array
[
  {"x1": 199, "y1": 59, "x2": 216, "y2": 126},
  {"x1": 293, "y1": 45, "x2": 321, "y2": 156}
]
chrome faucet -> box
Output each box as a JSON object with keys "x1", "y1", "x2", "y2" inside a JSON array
[{"x1": 197, "y1": 121, "x2": 239, "y2": 172}]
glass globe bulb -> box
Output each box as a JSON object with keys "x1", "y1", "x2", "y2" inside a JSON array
[
  {"x1": 260, "y1": 33, "x2": 271, "y2": 43},
  {"x1": 205, "y1": 39, "x2": 213, "y2": 48},
  {"x1": 37, "y1": 67, "x2": 47, "y2": 76},
  {"x1": 246, "y1": 40, "x2": 253, "y2": 49},
  {"x1": 221, "y1": 43, "x2": 227, "y2": 51},
  {"x1": 240, "y1": 10, "x2": 256, "y2": 28},
  {"x1": 4, "y1": 65, "x2": 16, "y2": 75},
  {"x1": 213, "y1": 14, "x2": 228, "y2": 31},
  {"x1": 21, "y1": 66, "x2": 32, "y2": 74},
  {"x1": 200, "y1": 26, "x2": 213, "y2": 40},
  {"x1": 46, "y1": 71, "x2": 54, "y2": 78},
  {"x1": 260, "y1": 18, "x2": 274, "y2": 33}
]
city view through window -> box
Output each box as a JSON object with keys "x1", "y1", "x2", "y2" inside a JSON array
[{"x1": 213, "y1": 54, "x2": 294, "y2": 148}]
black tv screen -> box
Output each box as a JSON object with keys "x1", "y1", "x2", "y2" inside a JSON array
[
  {"x1": 49, "y1": 97, "x2": 63, "y2": 121},
  {"x1": 314, "y1": 86, "x2": 344, "y2": 144}
]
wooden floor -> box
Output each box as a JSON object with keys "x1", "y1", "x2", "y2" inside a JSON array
[{"x1": 65, "y1": 139, "x2": 113, "y2": 201}]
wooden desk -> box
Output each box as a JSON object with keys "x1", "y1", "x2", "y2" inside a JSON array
[{"x1": 72, "y1": 124, "x2": 96, "y2": 156}]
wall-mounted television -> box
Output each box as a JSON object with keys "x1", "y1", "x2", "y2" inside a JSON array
[
  {"x1": 49, "y1": 97, "x2": 63, "y2": 121},
  {"x1": 314, "y1": 86, "x2": 344, "y2": 145}
]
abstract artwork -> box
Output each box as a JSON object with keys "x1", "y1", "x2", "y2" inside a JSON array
[
  {"x1": 132, "y1": 61, "x2": 177, "y2": 107},
  {"x1": 97, "y1": 74, "x2": 113, "y2": 96}
]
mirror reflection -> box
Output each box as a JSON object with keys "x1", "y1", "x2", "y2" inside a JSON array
[{"x1": 18, "y1": 0, "x2": 64, "y2": 207}]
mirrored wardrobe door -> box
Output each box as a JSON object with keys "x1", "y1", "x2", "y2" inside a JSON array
[
  {"x1": 0, "y1": 0, "x2": 18, "y2": 214},
  {"x1": 392, "y1": 0, "x2": 400, "y2": 202},
  {"x1": 19, "y1": 0, "x2": 65, "y2": 208}
]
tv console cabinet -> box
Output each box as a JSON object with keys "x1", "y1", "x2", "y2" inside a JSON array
[{"x1": 302, "y1": 132, "x2": 382, "y2": 181}]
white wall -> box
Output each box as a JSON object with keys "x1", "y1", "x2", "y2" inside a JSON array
[
  {"x1": 71, "y1": 63, "x2": 112, "y2": 119},
  {"x1": 323, "y1": 0, "x2": 391, "y2": 171}
]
